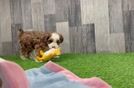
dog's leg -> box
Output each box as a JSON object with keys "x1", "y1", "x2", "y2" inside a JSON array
[
  {"x1": 20, "y1": 52, "x2": 28, "y2": 60},
  {"x1": 20, "y1": 47, "x2": 30, "y2": 60},
  {"x1": 34, "y1": 45, "x2": 43, "y2": 57}
]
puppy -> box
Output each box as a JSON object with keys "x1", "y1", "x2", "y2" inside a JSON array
[{"x1": 18, "y1": 29, "x2": 64, "y2": 59}]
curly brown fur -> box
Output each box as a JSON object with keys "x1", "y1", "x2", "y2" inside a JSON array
[{"x1": 18, "y1": 29, "x2": 51, "y2": 58}]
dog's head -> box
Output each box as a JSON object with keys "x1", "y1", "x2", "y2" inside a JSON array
[{"x1": 43, "y1": 33, "x2": 64, "y2": 49}]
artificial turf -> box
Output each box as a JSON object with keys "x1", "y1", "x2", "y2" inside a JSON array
[{"x1": 1, "y1": 53, "x2": 134, "y2": 88}]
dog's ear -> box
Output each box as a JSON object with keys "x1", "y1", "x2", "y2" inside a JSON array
[
  {"x1": 42, "y1": 33, "x2": 51, "y2": 42},
  {"x1": 59, "y1": 34, "x2": 64, "y2": 43}
]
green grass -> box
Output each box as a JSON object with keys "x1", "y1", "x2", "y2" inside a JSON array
[{"x1": 2, "y1": 53, "x2": 134, "y2": 88}]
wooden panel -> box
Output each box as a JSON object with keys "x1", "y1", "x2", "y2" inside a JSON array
[
  {"x1": 80, "y1": 0, "x2": 94, "y2": 24},
  {"x1": 10, "y1": 0, "x2": 22, "y2": 24},
  {"x1": 2, "y1": 42, "x2": 13, "y2": 55},
  {"x1": 70, "y1": 26, "x2": 82, "y2": 53},
  {"x1": 122, "y1": 0, "x2": 131, "y2": 52},
  {"x1": 81, "y1": 24, "x2": 96, "y2": 53},
  {"x1": 68, "y1": 0, "x2": 81, "y2": 27},
  {"x1": 70, "y1": 24, "x2": 96, "y2": 53},
  {"x1": 21, "y1": 0, "x2": 33, "y2": 29},
  {"x1": 55, "y1": 0, "x2": 69, "y2": 22},
  {"x1": 130, "y1": 11, "x2": 134, "y2": 40},
  {"x1": 0, "y1": 2, "x2": 2, "y2": 55},
  {"x1": 0, "y1": 0, "x2": 12, "y2": 42},
  {"x1": 0, "y1": 37, "x2": 2, "y2": 55},
  {"x1": 0, "y1": 44, "x2": 2, "y2": 55},
  {"x1": 10, "y1": 0, "x2": 22, "y2": 55},
  {"x1": 86, "y1": 24, "x2": 96, "y2": 52},
  {"x1": 43, "y1": 0, "x2": 55, "y2": 15},
  {"x1": 129, "y1": 11, "x2": 134, "y2": 51},
  {"x1": 31, "y1": 0, "x2": 44, "y2": 31},
  {"x1": 56, "y1": 22, "x2": 70, "y2": 53},
  {"x1": 94, "y1": 0, "x2": 110, "y2": 52},
  {"x1": 44, "y1": 14, "x2": 56, "y2": 32},
  {"x1": 130, "y1": 41, "x2": 134, "y2": 51},
  {"x1": 11, "y1": 24, "x2": 22, "y2": 54},
  {"x1": 69, "y1": 27, "x2": 75, "y2": 52},
  {"x1": 109, "y1": 33, "x2": 125, "y2": 52},
  {"x1": 109, "y1": 0, "x2": 124, "y2": 33},
  {"x1": 128, "y1": 0, "x2": 134, "y2": 10}
]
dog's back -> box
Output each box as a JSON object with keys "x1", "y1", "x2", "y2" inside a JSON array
[
  {"x1": 18, "y1": 29, "x2": 45, "y2": 44},
  {"x1": 18, "y1": 29, "x2": 50, "y2": 58}
]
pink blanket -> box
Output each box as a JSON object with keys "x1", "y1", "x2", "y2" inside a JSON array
[
  {"x1": 45, "y1": 61, "x2": 112, "y2": 88},
  {"x1": 0, "y1": 58, "x2": 112, "y2": 88}
]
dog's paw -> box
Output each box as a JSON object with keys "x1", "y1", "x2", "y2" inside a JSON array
[{"x1": 20, "y1": 55, "x2": 27, "y2": 60}]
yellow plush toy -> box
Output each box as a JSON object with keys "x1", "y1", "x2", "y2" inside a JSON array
[{"x1": 35, "y1": 48, "x2": 61, "y2": 62}]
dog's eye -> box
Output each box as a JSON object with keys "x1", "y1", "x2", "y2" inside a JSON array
[
  {"x1": 48, "y1": 39, "x2": 53, "y2": 44},
  {"x1": 57, "y1": 40, "x2": 60, "y2": 44}
]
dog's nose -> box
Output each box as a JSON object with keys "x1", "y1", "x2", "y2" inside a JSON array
[{"x1": 52, "y1": 46, "x2": 56, "y2": 48}]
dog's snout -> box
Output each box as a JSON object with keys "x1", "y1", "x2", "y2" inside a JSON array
[{"x1": 52, "y1": 46, "x2": 56, "y2": 48}]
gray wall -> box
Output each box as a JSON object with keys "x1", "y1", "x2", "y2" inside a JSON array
[{"x1": 0, "y1": 0, "x2": 133, "y2": 55}]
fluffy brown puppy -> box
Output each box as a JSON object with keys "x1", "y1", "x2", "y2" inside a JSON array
[{"x1": 18, "y1": 29, "x2": 64, "y2": 59}]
